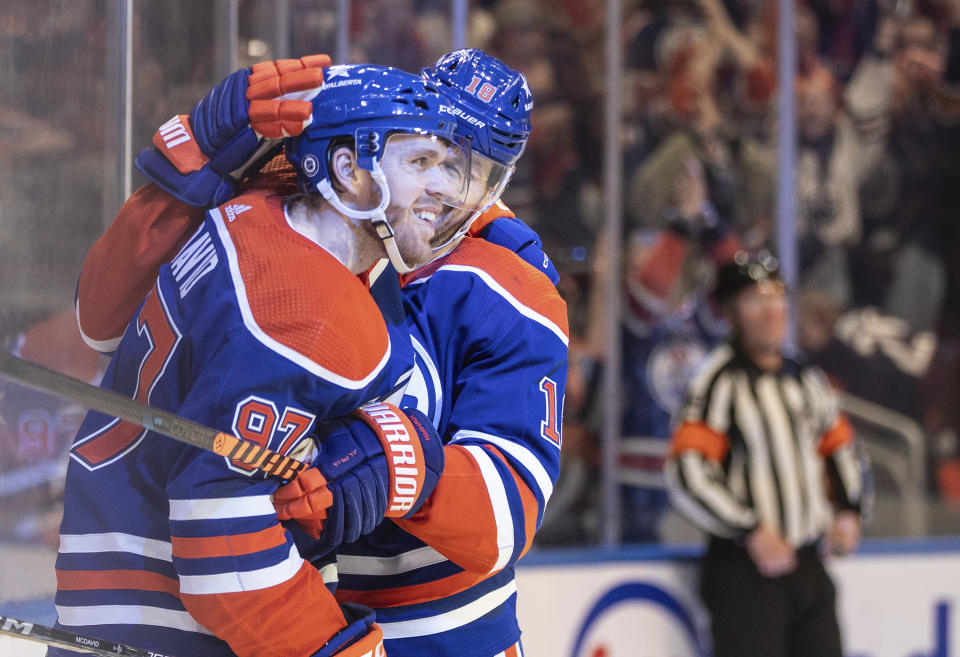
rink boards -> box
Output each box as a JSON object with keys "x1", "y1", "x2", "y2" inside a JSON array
[
  {"x1": 515, "y1": 538, "x2": 960, "y2": 657},
  {"x1": 2, "y1": 538, "x2": 958, "y2": 656}
]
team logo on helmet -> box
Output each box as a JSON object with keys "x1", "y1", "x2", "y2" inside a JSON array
[
  {"x1": 521, "y1": 75, "x2": 534, "y2": 111},
  {"x1": 302, "y1": 153, "x2": 320, "y2": 178}
]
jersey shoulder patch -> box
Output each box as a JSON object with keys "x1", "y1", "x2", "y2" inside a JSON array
[
  {"x1": 213, "y1": 191, "x2": 389, "y2": 383},
  {"x1": 409, "y1": 237, "x2": 569, "y2": 342}
]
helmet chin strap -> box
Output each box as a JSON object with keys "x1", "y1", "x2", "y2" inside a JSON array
[
  {"x1": 314, "y1": 160, "x2": 420, "y2": 274},
  {"x1": 428, "y1": 207, "x2": 482, "y2": 261}
]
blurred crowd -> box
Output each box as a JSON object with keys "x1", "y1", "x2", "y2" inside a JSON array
[
  {"x1": 2, "y1": 0, "x2": 960, "y2": 547},
  {"x1": 458, "y1": 0, "x2": 960, "y2": 544}
]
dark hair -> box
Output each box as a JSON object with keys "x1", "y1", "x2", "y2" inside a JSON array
[{"x1": 713, "y1": 251, "x2": 781, "y2": 303}]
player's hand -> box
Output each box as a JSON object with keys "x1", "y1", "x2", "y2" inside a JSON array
[
  {"x1": 136, "y1": 54, "x2": 331, "y2": 207},
  {"x1": 273, "y1": 468, "x2": 333, "y2": 538},
  {"x1": 825, "y1": 510, "x2": 861, "y2": 556},
  {"x1": 745, "y1": 524, "x2": 797, "y2": 577},
  {"x1": 275, "y1": 403, "x2": 444, "y2": 550},
  {"x1": 663, "y1": 155, "x2": 731, "y2": 246}
]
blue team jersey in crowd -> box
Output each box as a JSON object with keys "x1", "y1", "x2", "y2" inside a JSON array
[{"x1": 51, "y1": 190, "x2": 414, "y2": 657}]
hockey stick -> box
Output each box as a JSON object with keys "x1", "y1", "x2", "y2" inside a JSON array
[
  {"x1": 0, "y1": 615, "x2": 171, "y2": 656},
  {"x1": 0, "y1": 351, "x2": 307, "y2": 480}
]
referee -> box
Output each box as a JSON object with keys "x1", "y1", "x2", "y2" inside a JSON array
[{"x1": 664, "y1": 252, "x2": 864, "y2": 657}]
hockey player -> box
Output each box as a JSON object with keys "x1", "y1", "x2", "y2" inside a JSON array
[
  {"x1": 312, "y1": 51, "x2": 566, "y2": 657},
  {"x1": 50, "y1": 64, "x2": 461, "y2": 657},
  {"x1": 75, "y1": 50, "x2": 566, "y2": 657}
]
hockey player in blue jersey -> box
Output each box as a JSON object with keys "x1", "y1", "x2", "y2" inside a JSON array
[
  {"x1": 52, "y1": 64, "x2": 468, "y2": 657},
  {"x1": 76, "y1": 50, "x2": 567, "y2": 657},
  {"x1": 311, "y1": 51, "x2": 567, "y2": 657}
]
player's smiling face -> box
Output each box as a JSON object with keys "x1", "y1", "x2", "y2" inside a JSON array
[{"x1": 379, "y1": 134, "x2": 469, "y2": 267}]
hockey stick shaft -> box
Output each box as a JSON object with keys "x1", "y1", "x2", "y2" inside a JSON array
[
  {"x1": 0, "y1": 615, "x2": 171, "y2": 656},
  {"x1": 0, "y1": 352, "x2": 307, "y2": 480}
]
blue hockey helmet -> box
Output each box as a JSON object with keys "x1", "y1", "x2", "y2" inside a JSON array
[
  {"x1": 285, "y1": 64, "x2": 474, "y2": 272},
  {"x1": 422, "y1": 49, "x2": 532, "y2": 169},
  {"x1": 419, "y1": 50, "x2": 533, "y2": 255}
]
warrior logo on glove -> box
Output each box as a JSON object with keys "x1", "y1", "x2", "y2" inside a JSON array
[
  {"x1": 360, "y1": 402, "x2": 430, "y2": 515},
  {"x1": 273, "y1": 401, "x2": 444, "y2": 549}
]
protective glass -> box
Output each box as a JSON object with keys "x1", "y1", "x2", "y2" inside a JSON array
[
  {"x1": 377, "y1": 132, "x2": 473, "y2": 211},
  {"x1": 427, "y1": 151, "x2": 515, "y2": 254},
  {"x1": 446, "y1": 150, "x2": 514, "y2": 214}
]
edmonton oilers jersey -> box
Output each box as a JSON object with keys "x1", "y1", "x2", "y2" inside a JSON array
[
  {"x1": 52, "y1": 190, "x2": 414, "y2": 657},
  {"x1": 622, "y1": 301, "x2": 726, "y2": 439},
  {"x1": 325, "y1": 236, "x2": 569, "y2": 657}
]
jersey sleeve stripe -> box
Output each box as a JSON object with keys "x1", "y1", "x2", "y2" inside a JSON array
[
  {"x1": 665, "y1": 459, "x2": 740, "y2": 537},
  {"x1": 377, "y1": 580, "x2": 517, "y2": 640},
  {"x1": 452, "y1": 430, "x2": 554, "y2": 504},
  {"x1": 336, "y1": 569, "x2": 487, "y2": 608},
  {"x1": 831, "y1": 443, "x2": 864, "y2": 503},
  {"x1": 59, "y1": 533, "x2": 172, "y2": 561},
  {"x1": 56, "y1": 569, "x2": 180, "y2": 597},
  {"x1": 171, "y1": 524, "x2": 287, "y2": 559},
  {"x1": 336, "y1": 546, "x2": 447, "y2": 576},
  {"x1": 179, "y1": 561, "x2": 346, "y2": 657},
  {"x1": 74, "y1": 298, "x2": 123, "y2": 353},
  {"x1": 391, "y1": 447, "x2": 502, "y2": 574},
  {"x1": 462, "y1": 445, "x2": 515, "y2": 573},
  {"x1": 210, "y1": 207, "x2": 391, "y2": 389},
  {"x1": 669, "y1": 422, "x2": 730, "y2": 461},
  {"x1": 168, "y1": 495, "x2": 275, "y2": 521},
  {"x1": 411, "y1": 264, "x2": 568, "y2": 345},
  {"x1": 55, "y1": 603, "x2": 213, "y2": 634},
  {"x1": 495, "y1": 642, "x2": 522, "y2": 657},
  {"x1": 484, "y1": 449, "x2": 539, "y2": 559},
  {"x1": 819, "y1": 416, "x2": 854, "y2": 456},
  {"x1": 670, "y1": 451, "x2": 758, "y2": 532},
  {"x1": 177, "y1": 543, "x2": 303, "y2": 595}
]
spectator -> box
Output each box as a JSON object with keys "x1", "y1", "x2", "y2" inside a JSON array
[
  {"x1": 797, "y1": 289, "x2": 934, "y2": 422},
  {"x1": 586, "y1": 154, "x2": 740, "y2": 542}
]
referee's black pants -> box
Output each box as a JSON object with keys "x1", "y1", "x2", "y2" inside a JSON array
[{"x1": 700, "y1": 538, "x2": 844, "y2": 657}]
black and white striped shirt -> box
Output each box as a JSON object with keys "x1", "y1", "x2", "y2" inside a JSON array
[{"x1": 664, "y1": 343, "x2": 863, "y2": 547}]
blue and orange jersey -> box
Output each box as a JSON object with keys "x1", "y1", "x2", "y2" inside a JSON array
[
  {"x1": 54, "y1": 189, "x2": 413, "y2": 657},
  {"x1": 323, "y1": 236, "x2": 568, "y2": 657},
  {"x1": 72, "y1": 184, "x2": 569, "y2": 657}
]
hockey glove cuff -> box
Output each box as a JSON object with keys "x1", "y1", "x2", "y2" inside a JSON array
[
  {"x1": 309, "y1": 602, "x2": 384, "y2": 657},
  {"x1": 276, "y1": 403, "x2": 444, "y2": 550}
]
